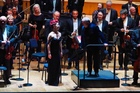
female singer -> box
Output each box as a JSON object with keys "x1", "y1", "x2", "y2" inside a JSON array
[
  {"x1": 47, "y1": 20, "x2": 63, "y2": 86},
  {"x1": 28, "y1": 4, "x2": 45, "y2": 58}
]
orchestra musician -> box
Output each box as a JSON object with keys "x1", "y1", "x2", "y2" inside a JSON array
[
  {"x1": 47, "y1": 20, "x2": 63, "y2": 86},
  {"x1": 43, "y1": 0, "x2": 61, "y2": 14},
  {"x1": 128, "y1": 6, "x2": 140, "y2": 27},
  {"x1": 67, "y1": 0, "x2": 85, "y2": 18},
  {"x1": 2, "y1": 0, "x2": 13, "y2": 16},
  {"x1": 92, "y1": 3, "x2": 104, "y2": 22},
  {"x1": 122, "y1": 0, "x2": 139, "y2": 15},
  {"x1": 13, "y1": 0, "x2": 24, "y2": 19},
  {"x1": 113, "y1": 9, "x2": 135, "y2": 70},
  {"x1": 65, "y1": 9, "x2": 82, "y2": 69},
  {"x1": 92, "y1": 11, "x2": 109, "y2": 70},
  {"x1": 101, "y1": 0, "x2": 118, "y2": 60},
  {"x1": 45, "y1": 11, "x2": 65, "y2": 39},
  {"x1": 81, "y1": 17, "x2": 108, "y2": 77},
  {"x1": 0, "y1": 15, "x2": 18, "y2": 84},
  {"x1": 131, "y1": 28, "x2": 140, "y2": 85},
  {"x1": 28, "y1": 4, "x2": 45, "y2": 58}
]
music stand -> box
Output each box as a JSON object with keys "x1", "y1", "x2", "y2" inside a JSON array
[
  {"x1": 11, "y1": 40, "x2": 24, "y2": 81},
  {"x1": 23, "y1": 42, "x2": 32, "y2": 87}
]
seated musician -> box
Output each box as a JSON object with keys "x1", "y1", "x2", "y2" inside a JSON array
[
  {"x1": 0, "y1": 16, "x2": 18, "y2": 84},
  {"x1": 65, "y1": 9, "x2": 82, "y2": 69},
  {"x1": 131, "y1": 28, "x2": 140, "y2": 85}
]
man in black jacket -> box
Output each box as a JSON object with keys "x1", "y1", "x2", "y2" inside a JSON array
[
  {"x1": 122, "y1": 0, "x2": 139, "y2": 15},
  {"x1": 81, "y1": 17, "x2": 108, "y2": 77},
  {"x1": 67, "y1": 0, "x2": 85, "y2": 18}
]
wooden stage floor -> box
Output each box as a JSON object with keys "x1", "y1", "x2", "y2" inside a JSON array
[{"x1": 0, "y1": 47, "x2": 140, "y2": 92}]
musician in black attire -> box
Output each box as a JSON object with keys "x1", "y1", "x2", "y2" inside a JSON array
[
  {"x1": 81, "y1": 17, "x2": 108, "y2": 77},
  {"x1": 92, "y1": 11, "x2": 109, "y2": 70},
  {"x1": 28, "y1": 4, "x2": 45, "y2": 57},
  {"x1": 2, "y1": 0, "x2": 13, "y2": 16},
  {"x1": 67, "y1": 0, "x2": 85, "y2": 18},
  {"x1": 13, "y1": 0, "x2": 24, "y2": 19},
  {"x1": 122, "y1": 0, "x2": 139, "y2": 15},
  {"x1": 43, "y1": 0, "x2": 61, "y2": 14},
  {"x1": 65, "y1": 9, "x2": 82, "y2": 69},
  {"x1": 128, "y1": 6, "x2": 140, "y2": 27},
  {"x1": 130, "y1": 29, "x2": 140, "y2": 85},
  {"x1": 113, "y1": 9, "x2": 135, "y2": 70},
  {"x1": 0, "y1": 16, "x2": 18, "y2": 84},
  {"x1": 101, "y1": 0, "x2": 118, "y2": 60}
]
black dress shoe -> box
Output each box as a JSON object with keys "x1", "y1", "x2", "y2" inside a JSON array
[
  {"x1": 131, "y1": 82, "x2": 138, "y2": 85},
  {"x1": 119, "y1": 66, "x2": 123, "y2": 70},
  {"x1": 93, "y1": 73, "x2": 99, "y2": 77},
  {"x1": 5, "y1": 80, "x2": 11, "y2": 84},
  {"x1": 86, "y1": 72, "x2": 91, "y2": 77},
  {"x1": 100, "y1": 66, "x2": 103, "y2": 70},
  {"x1": 67, "y1": 65, "x2": 71, "y2": 69},
  {"x1": 124, "y1": 67, "x2": 129, "y2": 70}
]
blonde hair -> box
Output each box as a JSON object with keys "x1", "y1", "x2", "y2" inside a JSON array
[
  {"x1": 32, "y1": 4, "x2": 41, "y2": 14},
  {"x1": 7, "y1": 14, "x2": 14, "y2": 20}
]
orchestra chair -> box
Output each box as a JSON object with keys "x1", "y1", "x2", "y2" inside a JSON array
[
  {"x1": 41, "y1": 62, "x2": 48, "y2": 82},
  {"x1": 29, "y1": 39, "x2": 46, "y2": 72},
  {"x1": 0, "y1": 66, "x2": 7, "y2": 87}
]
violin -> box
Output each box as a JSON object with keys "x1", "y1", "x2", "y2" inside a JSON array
[
  {"x1": 134, "y1": 47, "x2": 140, "y2": 72},
  {"x1": 5, "y1": 25, "x2": 17, "y2": 60},
  {"x1": 71, "y1": 36, "x2": 79, "y2": 49},
  {"x1": 122, "y1": 26, "x2": 131, "y2": 48},
  {"x1": 32, "y1": 22, "x2": 39, "y2": 40}
]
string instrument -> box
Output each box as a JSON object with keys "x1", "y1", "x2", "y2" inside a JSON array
[
  {"x1": 134, "y1": 47, "x2": 140, "y2": 72},
  {"x1": 121, "y1": 27, "x2": 131, "y2": 48},
  {"x1": 32, "y1": 22, "x2": 39, "y2": 40},
  {"x1": 5, "y1": 26, "x2": 17, "y2": 60}
]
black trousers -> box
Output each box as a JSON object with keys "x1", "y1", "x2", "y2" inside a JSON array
[
  {"x1": 118, "y1": 45, "x2": 129, "y2": 68},
  {"x1": 0, "y1": 49, "x2": 11, "y2": 81},
  {"x1": 87, "y1": 47, "x2": 100, "y2": 74}
]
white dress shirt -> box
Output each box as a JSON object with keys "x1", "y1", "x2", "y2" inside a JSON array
[
  {"x1": 73, "y1": 18, "x2": 78, "y2": 36},
  {"x1": 105, "y1": 9, "x2": 111, "y2": 22}
]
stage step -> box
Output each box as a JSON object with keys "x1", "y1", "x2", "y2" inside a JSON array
[{"x1": 71, "y1": 70, "x2": 120, "y2": 88}]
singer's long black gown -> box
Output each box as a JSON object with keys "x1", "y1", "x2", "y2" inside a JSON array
[{"x1": 48, "y1": 38, "x2": 61, "y2": 86}]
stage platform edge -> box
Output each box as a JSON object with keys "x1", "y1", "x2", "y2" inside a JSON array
[{"x1": 71, "y1": 70, "x2": 120, "y2": 88}]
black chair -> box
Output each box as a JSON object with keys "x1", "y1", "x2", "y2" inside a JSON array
[
  {"x1": 41, "y1": 62, "x2": 48, "y2": 83},
  {"x1": 29, "y1": 39, "x2": 46, "y2": 72}
]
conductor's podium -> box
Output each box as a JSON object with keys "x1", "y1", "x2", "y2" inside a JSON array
[{"x1": 71, "y1": 70, "x2": 120, "y2": 88}]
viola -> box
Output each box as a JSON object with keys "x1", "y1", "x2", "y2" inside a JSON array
[
  {"x1": 32, "y1": 23, "x2": 39, "y2": 40},
  {"x1": 122, "y1": 27, "x2": 131, "y2": 48},
  {"x1": 134, "y1": 48, "x2": 140, "y2": 72},
  {"x1": 71, "y1": 36, "x2": 80, "y2": 50},
  {"x1": 122, "y1": 34, "x2": 131, "y2": 48},
  {"x1": 5, "y1": 45, "x2": 15, "y2": 60}
]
